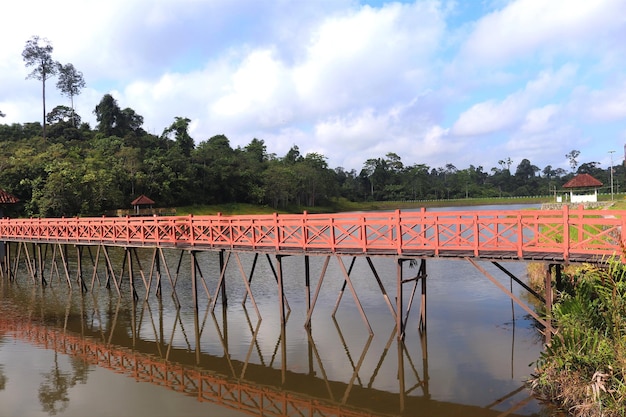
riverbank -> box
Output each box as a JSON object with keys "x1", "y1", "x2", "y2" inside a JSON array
[
  {"x1": 528, "y1": 259, "x2": 626, "y2": 416},
  {"x1": 175, "y1": 196, "x2": 553, "y2": 216},
  {"x1": 175, "y1": 195, "x2": 626, "y2": 216}
]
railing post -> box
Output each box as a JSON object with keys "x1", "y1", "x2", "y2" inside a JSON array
[
  {"x1": 126, "y1": 215, "x2": 130, "y2": 244},
  {"x1": 330, "y1": 216, "x2": 336, "y2": 253},
  {"x1": 562, "y1": 205, "x2": 569, "y2": 261},
  {"x1": 395, "y1": 209, "x2": 402, "y2": 255},
  {"x1": 302, "y1": 211, "x2": 308, "y2": 250},
  {"x1": 189, "y1": 214, "x2": 195, "y2": 246},
  {"x1": 517, "y1": 213, "x2": 523, "y2": 258},
  {"x1": 473, "y1": 213, "x2": 479, "y2": 257},
  {"x1": 273, "y1": 212, "x2": 280, "y2": 252},
  {"x1": 434, "y1": 212, "x2": 440, "y2": 256},
  {"x1": 213, "y1": 212, "x2": 221, "y2": 247}
]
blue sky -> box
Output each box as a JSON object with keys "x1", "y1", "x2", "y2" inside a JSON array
[{"x1": 1, "y1": 0, "x2": 625, "y2": 174}]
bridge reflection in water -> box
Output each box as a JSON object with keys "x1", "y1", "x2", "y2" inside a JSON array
[{"x1": 0, "y1": 271, "x2": 536, "y2": 417}]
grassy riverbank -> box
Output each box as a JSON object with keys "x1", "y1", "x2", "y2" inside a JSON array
[
  {"x1": 528, "y1": 259, "x2": 626, "y2": 416},
  {"x1": 175, "y1": 196, "x2": 553, "y2": 215}
]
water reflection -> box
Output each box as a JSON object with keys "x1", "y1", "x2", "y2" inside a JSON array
[{"x1": 0, "y1": 272, "x2": 544, "y2": 417}]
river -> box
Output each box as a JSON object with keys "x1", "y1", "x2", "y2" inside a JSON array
[{"x1": 0, "y1": 205, "x2": 553, "y2": 416}]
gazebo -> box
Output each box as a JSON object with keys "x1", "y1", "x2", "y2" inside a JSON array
[
  {"x1": 131, "y1": 194, "x2": 155, "y2": 215},
  {"x1": 0, "y1": 188, "x2": 19, "y2": 217},
  {"x1": 562, "y1": 173, "x2": 603, "y2": 203}
]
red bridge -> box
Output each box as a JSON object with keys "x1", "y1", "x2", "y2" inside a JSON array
[
  {"x1": 0, "y1": 205, "x2": 623, "y2": 343},
  {"x1": 0, "y1": 205, "x2": 623, "y2": 262}
]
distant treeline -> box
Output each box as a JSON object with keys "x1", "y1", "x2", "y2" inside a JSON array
[{"x1": 0, "y1": 94, "x2": 621, "y2": 217}]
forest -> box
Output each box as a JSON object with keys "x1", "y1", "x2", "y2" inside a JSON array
[
  {"x1": 1, "y1": 36, "x2": 622, "y2": 218},
  {"x1": 0, "y1": 92, "x2": 621, "y2": 218}
]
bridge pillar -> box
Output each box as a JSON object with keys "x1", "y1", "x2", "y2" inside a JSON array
[
  {"x1": 397, "y1": 258, "x2": 427, "y2": 340},
  {"x1": 544, "y1": 264, "x2": 554, "y2": 344},
  {"x1": 219, "y1": 250, "x2": 227, "y2": 308}
]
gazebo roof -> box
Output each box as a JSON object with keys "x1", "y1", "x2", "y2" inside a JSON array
[
  {"x1": 131, "y1": 194, "x2": 155, "y2": 206},
  {"x1": 563, "y1": 173, "x2": 603, "y2": 189},
  {"x1": 0, "y1": 188, "x2": 19, "y2": 204}
]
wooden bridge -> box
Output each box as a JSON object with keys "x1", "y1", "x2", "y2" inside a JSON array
[
  {"x1": 0, "y1": 205, "x2": 623, "y2": 341},
  {"x1": 0, "y1": 205, "x2": 622, "y2": 261}
]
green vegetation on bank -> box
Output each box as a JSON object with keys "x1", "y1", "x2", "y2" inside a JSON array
[
  {"x1": 175, "y1": 196, "x2": 556, "y2": 216},
  {"x1": 0, "y1": 92, "x2": 623, "y2": 218},
  {"x1": 529, "y1": 259, "x2": 626, "y2": 416}
]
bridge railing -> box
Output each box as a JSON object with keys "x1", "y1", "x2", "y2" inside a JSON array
[{"x1": 0, "y1": 206, "x2": 624, "y2": 261}]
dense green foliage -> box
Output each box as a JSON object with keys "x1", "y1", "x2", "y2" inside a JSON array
[
  {"x1": 530, "y1": 260, "x2": 626, "y2": 416},
  {"x1": 0, "y1": 94, "x2": 623, "y2": 217}
]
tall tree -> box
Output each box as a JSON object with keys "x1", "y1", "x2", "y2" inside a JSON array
[
  {"x1": 22, "y1": 36, "x2": 58, "y2": 140},
  {"x1": 56, "y1": 63, "x2": 85, "y2": 127},
  {"x1": 162, "y1": 117, "x2": 194, "y2": 156},
  {"x1": 93, "y1": 94, "x2": 120, "y2": 136},
  {"x1": 566, "y1": 149, "x2": 580, "y2": 173}
]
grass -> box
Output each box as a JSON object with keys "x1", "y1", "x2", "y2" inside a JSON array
[
  {"x1": 528, "y1": 258, "x2": 626, "y2": 416},
  {"x1": 173, "y1": 196, "x2": 553, "y2": 216}
]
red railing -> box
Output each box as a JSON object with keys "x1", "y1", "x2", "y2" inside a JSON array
[{"x1": 0, "y1": 206, "x2": 624, "y2": 261}]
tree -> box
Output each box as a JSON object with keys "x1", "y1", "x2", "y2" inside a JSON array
[
  {"x1": 498, "y1": 157, "x2": 512, "y2": 172},
  {"x1": 515, "y1": 158, "x2": 539, "y2": 180},
  {"x1": 56, "y1": 63, "x2": 85, "y2": 127},
  {"x1": 47, "y1": 105, "x2": 81, "y2": 125},
  {"x1": 162, "y1": 117, "x2": 194, "y2": 156},
  {"x1": 22, "y1": 36, "x2": 58, "y2": 140},
  {"x1": 577, "y1": 161, "x2": 603, "y2": 178},
  {"x1": 566, "y1": 149, "x2": 580, "y2": 172},
  {"x1": 94, "y1": 94, "x2": 144, "y2": 138}
]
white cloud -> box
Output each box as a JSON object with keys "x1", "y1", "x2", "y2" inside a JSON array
[
  {"x1": 0, "y1": 0, "x2": 625, "y2": 173},
  {"x1": 450, "y1": 65, "x2": 576, "y2": 136},
  {"x1": 585, "y1": 81, "x2": 626, "y2": 122},
  {"x1": 459, "y1": 0, "x2": 626, "y2": 66},
  {"x1": 520, "y1": 104, "x2": 560, "y2": 134},
  {"x1": 293, "y1": 2, "x2": 445, "y2": 113}
]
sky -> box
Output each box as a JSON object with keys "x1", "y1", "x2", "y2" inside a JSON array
[{"x1": 1, "y1": 0, "x2": 625, "y2": 174}]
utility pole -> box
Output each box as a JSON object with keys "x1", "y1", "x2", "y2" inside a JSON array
[{"x1": 609, "y1": 150, "x2": 615, "y2": 200}]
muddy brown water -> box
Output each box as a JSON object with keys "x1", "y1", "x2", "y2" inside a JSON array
[{"x1": 0, "y1": 205, "x2": 554, "y2": 416}]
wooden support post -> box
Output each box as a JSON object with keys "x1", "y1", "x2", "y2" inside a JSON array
[
  {"x1": 304, "y1": 255, "x2": 330, "y2": 329},
  {"x1": 396, "y1": 258, "x2": 403, "y2": 340},
  {"x1": 305, "y1": 255, "x2": 311, "y2": 312},
  {"x1": 332, "y1": 257, "x2": 357, "y2": 317},
  {"x1": 234, "y1": 253, "x2": 261, "y2": 320},
  {"x1": 264, "y1": 254, "x2": 291, "y2": 312},
  {"x1": 0, "y1": 241, "x2": 5, "y2": 280},
  {"x1": 277, "y1": 255, "x2": 285, "y2": 326},
  {"x1": 420, "y1": 324, "x2": 430, "y2": 398},
  {"x1": 57, "y1": 244, "x2": 72, "y2": 289},
  {"x1": 37, "y1": 243, "x2": 46, "y2": 287},
  {"x1": 127, "y1": 248, "x2": 138, "y2": 301},
  {"x1": 76, "y1": 246, "x2": 87, "y2": 292},
  {"x1": 336, "y1": 255, "x2": 372, "y2": 334},
  {"x1": 102, "y1": 245, "x2": 121, "y2": 296},
  {"x1": 554, "y1": 263, "x2": 563, "y2": 293},
  {"x1": 1, "y1": 242, "x2": 7, "y2": 281},
  {"x1": 545, "y1": 264, "x2": 553, "y2": 344},
  {"x1": 155, "y1": 249, "x2": 162, "y2": 299},
  {"x1": 364, "y1": 256, "x2": 398, "y2": 319},
  {"x1": 158, "y1": 248, "x2": 180, "y2": 308},
  {"x1": 397, "y1": 339, "x2": 405, "y2": 412},
  {"x1": 24, "y1": 243, "x2": 36, "y2": 284},
  {"x1": 419, "y1": 260, "x2": 427, "y2": 333},
  {"x1": 191, "y1": 251, "x2": 201, "y2": 365},
  {"x1": 220, "y1": 250, "x2": 227, "y2": 308},
  {"x1": 241, "y1": 253, "x2": 259, "y2": 306}
]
